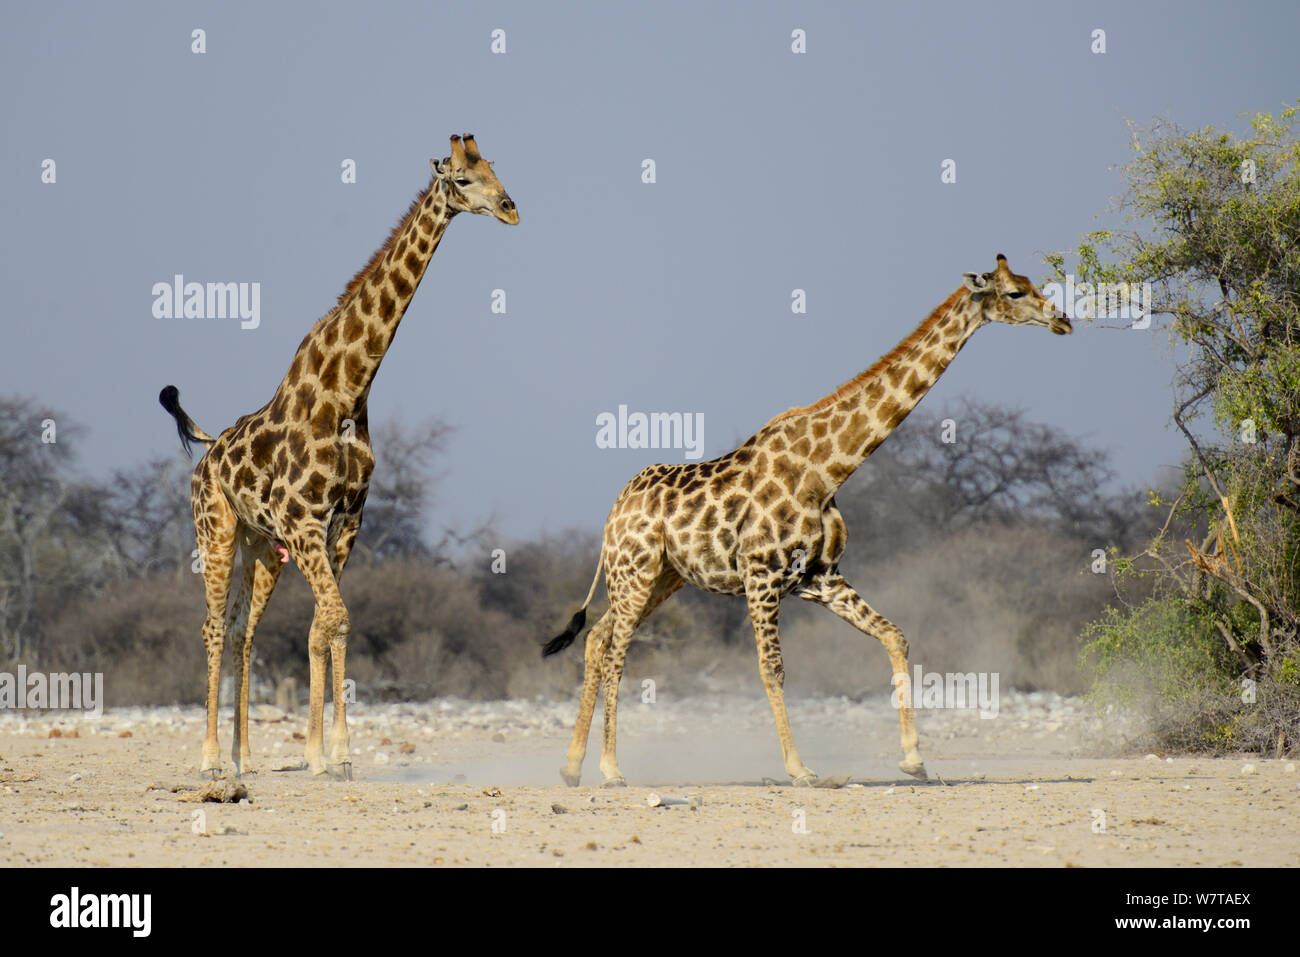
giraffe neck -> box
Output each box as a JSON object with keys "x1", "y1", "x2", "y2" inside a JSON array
[
  {"x1": 276, "y1": 177, "x2": 455, "y2": 417},
  {"x1": 759, "y1": 288, "x2": 984, "y2": 496}
]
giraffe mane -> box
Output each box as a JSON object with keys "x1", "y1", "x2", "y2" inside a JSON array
[
  {"x1": 335, "y1": 174, "x2": 439, "y2": 309},
  {"x1": 762, "y1": 287, "x2": 969, "y2": 428}
]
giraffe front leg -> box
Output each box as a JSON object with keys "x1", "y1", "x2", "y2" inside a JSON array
[
  {"x1": 305, "y1": 609, "x2": 330, "y2": 776},
  {"x1": 745, "y1": 564, "x2": 817, "y2": 786},
  {"x1": 293, "y1": 538, "x2": 352, "y2": 781},
  {"x1": 327, "y1": 619, "x2": 352, "y2": 780},
  {"x1": 802, "y1": 573, "x2": 925, "y2": 779},
  {"x1": 561, "y1": 613, "x2": 612, "y2": 787}
]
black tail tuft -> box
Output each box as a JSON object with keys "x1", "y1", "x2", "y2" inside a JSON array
[
  {"x1": 542, "y1": 608, "x2": 587, "y2": 657},
  {"x1": 159, "y1": 385, "x2": 203, "y2": 458}
]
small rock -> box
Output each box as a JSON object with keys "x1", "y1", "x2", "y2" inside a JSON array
[
  {"x1": 492, "y1": 733, "x2": 506, "y2": 743},
  {"x1": 1025, "y1": 785, "x2": 1040, "y2": 791},
  {"x1": 373, "y1": 751, "x2": 389, "y2": 764},
  {"x1": 180, "y1": 779, "x2": 249, "y2": 804},
  {"x1": 454, "y1": 803, "x2": 468, "y2": 811},
  {"x1": 118, "y1": 731, "x2": 133, "y2": 739},
  {"x1": 1284, "y1": 762, "x2": 1296, "y2": 774},
  {"x1": 481, "y1": 786, "x2": 502, "y2": 798},
  {"x1": 67, "y1": 772, "x2": 82, "y2": 783},
  {"x1": 1241, "y1": 763, "x2": 1256, "y2": 775},
  {"x1": 399, "y1": 742, "x2": 415, "y2": 754},
  {"x1": 551, "y1": 803, "x2": 567, "y2": 814},
  {"x1": 814, "y1": 774, "x2": 850, "y2": 789},
  {"x1": 1144, "y1": 753, "x2": 1159, "y2": 761}
]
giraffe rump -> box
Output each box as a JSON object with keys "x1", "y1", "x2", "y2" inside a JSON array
[
  {"x1": 158, "y1": 385, "x2": 215, "y2": 457},
  {"x1": 542, "y1": 609, "x2": 587, "y2": 657}
]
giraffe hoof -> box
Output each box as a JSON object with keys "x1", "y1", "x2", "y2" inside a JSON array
[
  {"x1": 327, "y1": 763, "x2": 353, "y2": 781},
  {"x1": 899, "y1": 758, "x2": 928, "y2": 780},
  {"x1": 560, "y1": 769, "x2": 582, "y2": 788},
  {"x1": 792, "y1": 773, "x2": 819, "y2": 788},
  {"x1": 601, "y1": 775, "x2": 627, "y2": 788},
  {"x1": 200, "y1": 767, "x2": 221, "y2": 780}
]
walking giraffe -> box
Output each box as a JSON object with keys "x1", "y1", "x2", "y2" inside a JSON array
[
  {"x1": 161, "y1": 135, "x2": 517, "y2": 779},
  {"x1": 545, "y1": 255, "x2": 1071, "y2": 786}
]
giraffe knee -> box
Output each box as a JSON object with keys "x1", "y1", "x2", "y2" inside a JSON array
[
  {"x1": 329, "y1": 613, "x2": 350, "y2": 650},
  {"x1": 757, "y1": 648, "x2": 785, "y2": 686},
  {"x1": 882, "y1": 629, "x2": 909, "y2": 658}
]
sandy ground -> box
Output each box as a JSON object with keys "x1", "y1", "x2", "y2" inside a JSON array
[{"x1": 1, "y1": 690, "x2": 1296, "y2": 867}]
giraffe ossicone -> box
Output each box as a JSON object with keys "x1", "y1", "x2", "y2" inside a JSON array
[
  {"x1": 160, "y1": 134, "x2": 517, "y2": 780},
  {"x1": 545, "y1": 254, "x2": 1071, "y2": 788}
]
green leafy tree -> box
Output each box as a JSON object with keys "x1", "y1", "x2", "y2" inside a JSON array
[{"x1": 1059, "y1": 106, "x2": 1300, "y2": 751}]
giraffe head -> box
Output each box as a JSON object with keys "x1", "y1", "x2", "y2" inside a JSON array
[
  {"x1": 430, "y1": 134, "x2": 519, "y2": 225},
  {"x1": 962, "y1": 254, "x2": 1071, "y2": 335}
]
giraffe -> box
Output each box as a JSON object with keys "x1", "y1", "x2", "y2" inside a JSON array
[
  {"x1": 159, "y1": 134, "x2": 517, "y2": 780},
  {"x1": 544, "y1": 255, "x2": 1071, "y2": 787}
]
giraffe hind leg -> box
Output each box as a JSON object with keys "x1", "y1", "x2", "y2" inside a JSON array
[
  {"x1": 560, "y1": 612, "x2": 613, "y2": 787},
  {"x1": 559, "y1": 568, "x2": 682, "y2": 787},
  {"x1": 799, "y1": 572, "x2": 926, "y2": 779},
  {"x1": 194, "y1": 478, "x2": 238, "y2": 779},
  {"x1": 229, "y1": 535, "x2": 284, "y2": 777}
]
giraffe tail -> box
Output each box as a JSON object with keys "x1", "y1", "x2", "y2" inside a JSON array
[
  {"x1": 158, "y1": 385, "x2": 216, "y2": 457},
  {"x1": 542, "y1": 543, "x2": 605, "y2": 657}
]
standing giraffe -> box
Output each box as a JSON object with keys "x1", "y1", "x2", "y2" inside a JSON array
[
  {"x1": 160, "y1": 135, "x2": 517, "y2": 779},
  {"x1": 545, "y1": 255, "x2": 1071, "y2": 787}
]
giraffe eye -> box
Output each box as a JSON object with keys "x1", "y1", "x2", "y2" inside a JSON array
[
  {"x1": 455, "y1": 178, "x2": 471, "y2": 187},
  {"x1": 1006, "y1": 291, "x2": 1026, "y2": 299}
]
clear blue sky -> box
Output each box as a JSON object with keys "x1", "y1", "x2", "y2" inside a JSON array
[{"x1": 2, "y1": 0, "x2": 1296, "y2": 539}]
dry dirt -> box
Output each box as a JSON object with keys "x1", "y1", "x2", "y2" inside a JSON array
[{"x1": 1, "y1": 691, "x2": 1296, "y2": 867}]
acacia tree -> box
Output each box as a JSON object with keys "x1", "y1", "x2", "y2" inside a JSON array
[
  {"x1": 0, "y1": 398, "x2": 88, "y2": 663},
  {"x1": 1058, "y1": 106, "x2": 1300, "y2": 749}
]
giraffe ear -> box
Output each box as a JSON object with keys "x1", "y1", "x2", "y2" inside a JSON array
[
  {"x1": 962, "y1": 272, "x2": 991, "y2": 293},
  {"x1": 430, "y1": 158, "x2": 443, "y2": 174}
]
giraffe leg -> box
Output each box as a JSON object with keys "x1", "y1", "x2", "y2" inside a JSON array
[
  {"x1": 291, "y1": 533, "x2": 351, "y2": 779},
  {"x1": 744, "y1": 560, "x2": 817, "y2": 786},
  {"x1": 560, "y1": 570, "x2": 682, "y2": 786},
  {"x1": 325, "y1": 510, "x2": 363, "y2": 778},
  {"x1": 590, "y1": 566, "x2": 682, "y2": 787},
  {"x1": 194, "y1": 483, "x2": 238, "y2": 779},
  {"x1": 560, "y1": 612, "x2": 612, "y2": 787},
  {"x1": 799, "y1": 573, "x2": 926, "y2": 779},
  {"x1": 597, "y1": 612, "x2": 637, "y2": 787},
  {"x1": 229, "y1": 536, "x2": 284, "y2": 777}
]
